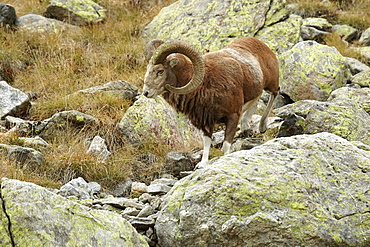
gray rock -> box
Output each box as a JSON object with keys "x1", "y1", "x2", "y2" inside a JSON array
[
  {"x1": 332, "y1": 24, "x2": 359, "y2": 42},
  {"x1": 86, "y1": 135, "x2": 111, "y2": 163},
  {"x1": 123, "y1": 215, "x2": 155, "y2": 230},
  {"x1": 75, "y1": 80, "x2": 138, "y2": 102},
  {"x1": 255, "y1": 14, "x2": 302, "y2": 54},
  {"x1": 45, "y1": 0, "x2": 106, "y2": 26},
  {"x1": 328, "y1": 87, "x2": 370, "y2": 114},
  {"x1": 164, "y1": 151, "x2": 194, "y2": 177},
  {"x1": 0, "y1": 178, "x2": 148, "y2": 246},
  {"x1": 118, "y1": 96, "x2": 202, "y2": 149},
  {"x1": 0, "y1": 81, "x2": 31, "y2": 119},
  {"x1": 155, "y1": 133, "x2": 370, "y2": 247},
  {"x1": 300, "y1": 26, "x2": 330, "y2": 40},
  {"x1": 359, "y1": 27, "x2": 370, "y2": 46},
  {"x1": 143, "y1": 0, "x2": 288, "y2": 52},
  {"x1": 0, "y1": 144, "x2": 43, "y2": 167},
  {"x1": 131, "y1": 182, "x2": 148, "y2": 194},
  {"x1": 350, "y1": 70, "x2": 370, "y2": 87},
  {"x1": 16, "y1": 14, "x2": 80, "y2": 33},
  {"x1": 95, "y1": 196, "x2": 145, "y2": 210},
  {"x1": 59, "y1": 177, "x2": 101, "y2": 199},
  {"x1": 137, "y1": 205, "x2": 154, "y2": 218},
  {"x1": 147, "y1": 184, "x2": 171, "y2": 195},
  {"x1": 150, "y1": 178, "x2": 178, "y2": 187},
  {"x1": 19, "y1": 136, "x2": 50, "y2": 147},
  {"x1": 279, "y1": 41, "x2": 350, "y2": 101},
  {"x1": 274, "y1": 98, "x2": 370, "y2": 144},
  {"x1": 40, "y1": 110, "x2": 98, "y2": 139},
  {"x1": 345, "y1": 56, "x2": 370, "y2": 75},
  {"x1": 0, "y1": 3, "x2": 16, "y2": 29},
  {"x1": 302, "y1": 17, "x2": 332, "y2": 32}
]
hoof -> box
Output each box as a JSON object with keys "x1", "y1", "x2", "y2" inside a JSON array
[{"x1": 195, "y1": 160, "x2": 208, "y2": 170}]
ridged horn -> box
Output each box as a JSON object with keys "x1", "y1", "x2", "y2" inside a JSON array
[
  {"x1": 152, "y1": 40, "x2": 205, "y2": 95},
  {"x1": 144, "y1": 39, "x2": 164, "y2": 62}
]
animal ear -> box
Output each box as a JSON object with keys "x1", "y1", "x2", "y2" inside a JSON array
[{"x1": 169, "y1": 58, "x2": 179, "y2": 68}]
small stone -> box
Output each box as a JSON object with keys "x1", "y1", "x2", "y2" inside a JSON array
[
  {"x1": 137, "y1": 205, "x2": 154, "y2": 218},
  {"x1": 122, "y1": 207, "x2": 140, "y2": 216},
  {"x1": 131, "y1": 182, "x2": 148, "y2": 194},
  {"x1": 147, "y1": 184, "x2": 171, "y2": 195}
]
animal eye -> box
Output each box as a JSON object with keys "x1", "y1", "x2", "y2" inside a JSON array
[{"x1": 157, "y1": 70, "x2": 164, "y2": 75}]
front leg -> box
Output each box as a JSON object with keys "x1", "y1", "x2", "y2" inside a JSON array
[{"x1": 195, "y1": 135, "x2": 212, "y2": 169}]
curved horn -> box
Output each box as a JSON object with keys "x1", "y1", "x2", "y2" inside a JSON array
[
  {"x1": 144, "y1": 39, "x2": 164, "y2": 62},
  {"x1": 152, "y1": 40, "x2": 205, "y2": 95}
]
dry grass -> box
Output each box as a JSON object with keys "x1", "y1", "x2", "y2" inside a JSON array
[
  {"x1": 1, "y1": 0, "x2": 369, "y2": 190},
  {"x1": 288, "y1": 0, "x2": 370, "y2": 30},
  {"x1": 0, "y1": 0, "x2": 177, "y2": 190}
]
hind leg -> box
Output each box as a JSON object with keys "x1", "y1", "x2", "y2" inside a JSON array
[
  {"x1": 240, "y1": 97, "x2": 259, "y2": 132},
  {"x1": 259, "y1": 91, "x2": 279, "y2": 133}
]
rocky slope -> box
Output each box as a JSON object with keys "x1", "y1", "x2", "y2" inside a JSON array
[{"x1": 1, "y1": 0, "x2": 370, "y2": 246}]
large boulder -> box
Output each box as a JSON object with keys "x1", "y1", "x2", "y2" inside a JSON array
[
  {"x1": 274, "y1": 97, "x2": 370, "y2": 144},
  {"x1": 0, "y1": 178, "x2": 149, "y2": 246},
  {"x1": 328, "y1": 87, "x2": 370, "y2": 114},
  {"x1": 45, "y1": 0, "x2": 106, "y2": 26},
  {"x1": 117, "y1": 96, "x2": 202, "y2": 149},
  {"x1": 255, "y1": 14, "x2": 302, "y2": 54},
  {"x1": 279, "y1": 41, "x2": 350, "y2": 101},
  {"x1": 155, "y1": 132, "x2": 370, "y2": 247},
  {"x1": 16, "y1": 14, "x2": 80, "y2": 33},
  {"x1": 0, "y1": 3, "x2": 16, "y2": 29},
  {"x1": 0, "y1": 81, "x2": 31, "y2": 119},
  {"x1": 143, "y1": 0, "x2": 289, "y2": 52}
]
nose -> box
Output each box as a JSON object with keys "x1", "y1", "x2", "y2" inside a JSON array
[{"x1": 143, "y1": 91, "x2": 149, "y2": 97}]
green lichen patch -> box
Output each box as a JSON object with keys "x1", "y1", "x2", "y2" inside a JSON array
[
  {"x1": 1, "y1": 178, "x2": 148, "y2": 246},
  {"x1": 142, "y1": 0, "x2": 288, "y2": 52},
  {"x1": 279, "y1": 41, "x2": 350, "y2": 101},
  {"x1": 156, "y1": 133, "x2": 370, "y2": 246}
]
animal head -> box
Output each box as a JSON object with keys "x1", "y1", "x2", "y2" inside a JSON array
[{"x1": 142, "y1": 40, "x2": 205, "y2": 98}]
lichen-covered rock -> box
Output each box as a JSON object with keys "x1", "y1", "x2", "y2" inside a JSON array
[
  {"x1": 0, "y1": 178, "x2": 149, "y2": 246},
  {"x1": 155, "y1": 133, "x2": 370, "y2": 247},
  {"x1": 345, "y1": 57, "x2": 370, "y2": 75},
  {"x1": 0, "y1": 144, "x2": 43, "y2": 167},
  {"x1": 353, "y1": 46, "x2": 370, "y2": 62},
  {"x1": 143, "y1": 0, "x2": 288, "y2": 52},
  {"x1": 117, "y1": 96, "x2": 202, "y2": 149},
  {"x1": 279, "y1": 41, "x2": 350, "y2": 101},
  {"x1": 300, "y1": 17, "x2": 332, "y2": 41},
  {"x1": 45, "y1": 0, "x2": 106, "y2": 26},
  {"x1": 332, "y1": 24, "x2": 358, "y2": 42},
  {"x1": 350, "y1": 69, "x2": 370, "y2": 87},
  {"x1": 40, "y1": 110, "x2": 98, "y2": 139},
  {"x1": 274, "y1": 98, "x2": 370, "y2": 144},
  {"x1": 256, "y1": 14, "x2": 302, "y2": 54},
  {"x1": 328, "y1": 87, "x2": 370, "y2": 114},
  {"x1": 16, "y1": 14, "x2": 80, "y2": 33},
  {"x1": 0, "y1": 81, "x2": 31, "y2": 119},
  {"x1": 359, "y1": 27, "x2": 370, "y2": 46}
]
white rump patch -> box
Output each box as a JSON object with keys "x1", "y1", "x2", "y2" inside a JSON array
[{"x1": 223, "y1": 48, "x2": 263, "y2": 85}]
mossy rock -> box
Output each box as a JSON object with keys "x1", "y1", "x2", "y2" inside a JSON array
[
  {"x1": 351, "y1": 70, "x2": 370, "y2": 87},
  {"x1": 0, "y1": 178, "x2": 149, "y2": 246},
  {"x1": 143, "y1": 0, "x2": 288, "y2": 52},
  {"x1": 279, "y1": 41, "x2": 351, "y2": 101},
  {"x1": 45, "y1": 0, "x2": 106, "y2": 26},
  {"x1": 274, "y1": 98, "x2": 370, "y2": 145},
  {"x1": 156, "y1": 133, "x2": 370, "y2": 247},
  {"x1": 117, "y1": 96, "x2": 202, "y2": 149}
]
